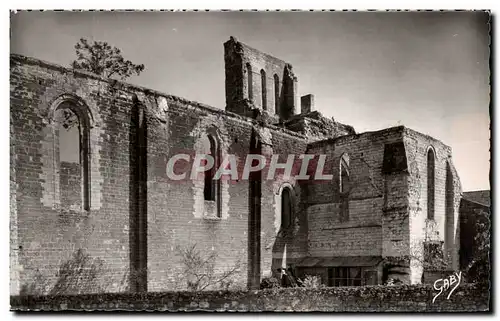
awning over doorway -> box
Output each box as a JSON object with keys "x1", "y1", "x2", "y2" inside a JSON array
[{"x1": 296, "y1": 256, "x2": 383, "y2": 268}]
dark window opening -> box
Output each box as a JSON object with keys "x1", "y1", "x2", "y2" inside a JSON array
[
  {"x1": 427, "y1": 148, "x2": 435, "y2": 220},
  {"x1": 328, "y1": 267, "x2": 363, "y2": 287},
  {"x1": 274, "y1": 74, "x2": 280, "y2": 114},
  {"x1": 281, "y1": 187, "x2": 292, "y2": 229},
  {"x1": 246, "y1": 63, "x2": 253, "y2": 101},
  {"x1": 339, "y1": 154, "x2": 350, "y2": 222},
  {"x1": 261, "y1": 69, "x2": 267, "y2": 110},
  {"x1": 204, "y1": 135, "x2": 217, "y2": 202}
]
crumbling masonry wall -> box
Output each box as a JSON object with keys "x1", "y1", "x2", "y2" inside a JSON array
[
  {"x1": 303, "y1": 126, "x2": 461, "y2": 285},
  {"x1": 144, "y1": 92, "x2": 311, "y2": 291},
  {"x1": 224, "y1": 36, "x2": 298, "y2": 121},
  {"x1": 144, "y1": 95, "x2": 256, "y2": 291},
  {"x1": 403, "y1": 128, "x2": 462, "y2": 284},
  {"x1": 10, "y1": 55, "x2": 132, "y2": 295},
  {"x1": 10, "y1": 37, "x2": 463, "y2": 294},
  {"x1": 11, "y1": 283, "x2": 490, "y2": 312},
  {"x1": 10, "y1": 53, "x2": 312, "y2": 293},
  {"x1": 304, "y1": 127, "x2": 408, "y2": 263}
]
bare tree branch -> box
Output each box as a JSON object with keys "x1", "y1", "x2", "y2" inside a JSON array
[{"x1": 176, "y1": 243, "x2": 244, "y2": 291}]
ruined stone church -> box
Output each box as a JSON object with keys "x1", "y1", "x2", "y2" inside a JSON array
[{"x1": 10, "y1": 36, "x2": 463, "y2": 294}]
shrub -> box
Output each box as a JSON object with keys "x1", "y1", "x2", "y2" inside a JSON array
[
  {"x1": 176, "y1": 244, "x2": 243, "y2": 291},
  {"x1": 260, "y1": 277, "x2": 281, "y2": 289},
  {"x1": 298, "y1": 275, "x2": 324, "y2": 289},
  {"x1": 50, "y1": 248, "x2": 106, "y2": 295}
]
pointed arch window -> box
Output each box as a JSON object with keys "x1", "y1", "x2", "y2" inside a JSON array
[
  {"x1": 427, "y1": 148, "x2": 435, "y2": 220},
  {"x1": 339, "y1": 153, "x2": 350, "y2": 222},
  {"x1": 246, "y1": 63, "x2": 253, "y2": 101},
  {"x1": 204, "y1": 135, "x2": 217, "y2": 201},
  {"x1": 281, "y1": 186, "x2": 293, "y2": 229},
  {"x1": 203, "y1": 134, "x2": 222, "y2": 218},
  {"x1": 274, "y1": 74, "x2": 280, "y2": 114},
  {"x1": 261, "y1": 69, "x2": 267, "y2": 110},
  {"x1": 340, "y1": 153, "x2": 350, "y2": 194}
]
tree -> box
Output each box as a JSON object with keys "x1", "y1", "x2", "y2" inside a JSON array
[
  {"x1": 70, "y1": 38, "x2": 145, "y2": 80},
  {"x1": 465, "y1": 208, "x2": 490, "y2": 283},
  {"x1": 63, "y1": 38, "x2": 145, "y2": 130}
]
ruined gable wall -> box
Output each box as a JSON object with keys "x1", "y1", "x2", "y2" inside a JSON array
[
  {"x1": 403, "y1": 128, "x2": 462, "y2": 284},
  {"x1": 240, "y1": 42, "x2": 290, "y2": 113},
  {"x1": 224, "y1": 37, "x2": 297, "y2": 120},
  {"x1": 304, "y1": 127, "x2": 408, "y2": 259}
]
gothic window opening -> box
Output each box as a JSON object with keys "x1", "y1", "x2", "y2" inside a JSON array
[
  {"x1": 339, "y1": 153, "x2": 350, "y2": 222},
  {"x1": 201, "y1": 134, "x2": 222, "y2": 218},
  {"x1": 53, "y1": 102, "x2": 90, "y2": 211},
  {"x1": 274, "y1": 74, "x2": 280, "y2": 114},
  {"x1": 281, "y1": 186, "x2": 293, "y2": 229},
  {"x1": 261, "y1": 69, "x2": 267, "y2": 110},
  {"x1": 204, "y1": 135, "x2": 216, "y2": 201},
  {"x1": 427, "y1": 148, "x2": 435, "y2": 220},
  {"x1": 445, "y1": 162, "x2": 454, "y2": 263},
  {"x1": 246, "y1": 63, "x2": 253, "y2": 101},
  {"x1": 340, "y1": 154, "x2": 350, "y2": 194}
]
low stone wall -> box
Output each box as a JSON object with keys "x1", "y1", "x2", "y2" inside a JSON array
[{"x1": 11, "y1": 283, "x2": 489, "y2": 312}]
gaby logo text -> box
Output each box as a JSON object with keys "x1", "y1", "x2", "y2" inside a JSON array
[{"x1": 432, "y1": 271, "x2": 462, "y2": 303}]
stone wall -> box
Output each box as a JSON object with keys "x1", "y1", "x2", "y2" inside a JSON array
[
  {"x1": 10, "y1": 283, "x2": 490, "y2": 312},
  {"x1": 404, "y1": 128, "x2": 462, "y2": 284},
  {"x1": 304, "y1": 127, "x2": 407, "y2": 259},
  {"x1": 224, "y1": 36, "x2": 297, "y2": 120},
  {"x1": 10, "y1": 37, "x2": 463, "y2": 295},
  {"x1": 144, "y1": 92, "x2": 311, "y2": 291},
  {"x1": 285, "y1": 111, "x2": 356, "y2": 142},
  {"x1": 10, "y1": 54, "x2": 131, "y2": 295},
  {"x1": 10, "y1": 53, "x2": 312, "y2": 294}
]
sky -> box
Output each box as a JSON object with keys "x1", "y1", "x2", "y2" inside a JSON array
[{"x1": 10, "y1": 11, "x2": 490, "y2": 191}]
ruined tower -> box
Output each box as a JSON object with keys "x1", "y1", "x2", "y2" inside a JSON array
[{"x1": 224, "y1": 36, "x2": 298, "y2": 122}]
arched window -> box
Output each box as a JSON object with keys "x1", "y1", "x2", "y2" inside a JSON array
[
  {"x1": 202, "y1": 134, "x2": 222, "y2": 218},
  {"x1": 274, "y1": 74, "x2": 280, "y2": 114},
  {"x1": 246, "y1": 63, "x2": 253, "y2": 101},
  {"x1": 260, "y1": 69, "x2": 267, "y2": 110},
  {"x1": 427, "y1": 148, "x2": 435, "y2": 220},
  {"x1": 340, "y1": 153, "x2": 350, "y2": 194},
  {"x1": 445, "y1": 161, "x2": 454, "y2": 262},
  {"x1": 339, "y1": 153, "x2": 350, "y2": 222},
  {"x1": 281, "y1": 186, "x2": 293, "y2": 229},
  {"x1": 53, "y1": 101, "x2": 90, "y2": 211},
  {"x1": 204, "y1": 135, "x2": 216, "y2": 201}
]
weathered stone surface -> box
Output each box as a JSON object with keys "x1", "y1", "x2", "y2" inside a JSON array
[
  {"x1": 10, "y1": 283, "x2": 489, "y2": 312},
  {"x1": 10, "y1": 37, "x2": 463, "y2": 295}
]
